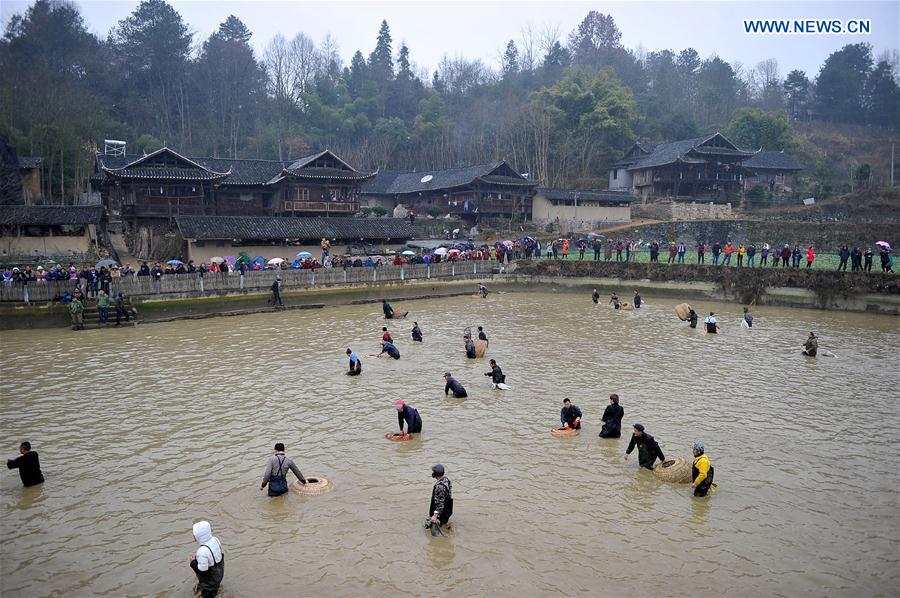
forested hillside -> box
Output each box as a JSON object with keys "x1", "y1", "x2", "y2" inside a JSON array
[{"x1": 1, "y1": 0, "x2": 898, "y2": 202}]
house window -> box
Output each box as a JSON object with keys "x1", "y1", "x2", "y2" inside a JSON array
[
  {"x1": 613, "y1": 170, "x2": 618, "y2": 180},
  {"x1": 195, "y1": 240, "x2": 205, "y2": 247},
  {"x1": 297, "y1": 188, "x2": 309, "y2": 201},
  {"x1": 216, "y1": 240, "x2": 226, "y2": 248}
]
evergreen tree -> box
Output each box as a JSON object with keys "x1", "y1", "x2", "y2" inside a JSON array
[
  {"x1": 502, "y1": 40, "x2": 519, "y2": 78},
  {"x1": 815, "y1": 43, "x2": 873, "y2": 124},
  {"x1": 783, "y1": 70, "x2": 811, "y2": 121},
  {"x1": 368, "y1": 19, "x2": 394, "y2": 82},
  {"x1": 866, "y1": 60, "x2": 900, "y2": 129}
]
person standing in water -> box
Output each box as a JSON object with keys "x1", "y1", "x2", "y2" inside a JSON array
[
  {"x1": 382, "y1": 327, "x2": 393, "y2": 343},
  {"x1": 411, "y1": 322, "x2": 423, "y2": 342},
  {"x1": 346, "y1": 348, "x2": 362, "y2": 375},
  {"x1": 396, "y1": 400, "x2": 423, "y2": 435},
  {"x1": 688, "y1": 308, "x2": 698, "y2": 329},
  {"x1": 443, "y1": 372, "x2": 467, "y2": 398},
  {"x1": 691, "y1": 442, "x2": 715, "y2": 497},
  {"x1": 803, "y1": 331, "x2": 818, "y2": 356},
  {"x1": 704, "y1": 312, "x2": 719, "y2": 334},
  {"x1": 592, "y1": 288, "x2": 600, "y2": 304},
  {"x1": 464, "y1": 335, "x2": 477, "y2": 358},
  {"x1": 189, "y1": 521, "x2": 224, "y2": 598},
  {"x1": 484, "y1": 359, "x2": 505, "y2": 388},
  {"x1": 743, "y1": 307, "x2": 753, "y2": 328},
  {"x1": 477, "y1": 326, "x2": 488, "y2": 343},
  {"x1": 609, "y1": 292, "x2": 621, "y2": 309},
  {"x1": 260, "y1": 443, "x2": 306, "y2": 496},
  {"x1": 624, "y1": 423, "x2": 666, "y2": 470},
  {"x1": 599, "y1": 394, "x2": 624, "y2": 438},
  {"x1": 6, "y1": 441, "x2": 44, "y2": 487},
  {"x1": 382, "y1": 299, "x2": 394, "y2": 319},
  {"x1": 633, "y1": 290, "x2": 642, "y2": 309},
  {"x1": 559, "y1": 398, "x2": 583, "y2": 430},
  {"x1": 428, "y1": 464, "x2": 453, "y2": 527}
]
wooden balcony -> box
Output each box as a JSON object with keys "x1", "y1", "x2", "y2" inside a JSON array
[
  {"x1": 444, "y1": 198, "x2": 517, "y2": 214},
  {"x1": 281, "y1": 200, "x2": 359, "y2": 213},
  {"x1": 122, "y1": 199, "x2": 206, "y2": 219}
]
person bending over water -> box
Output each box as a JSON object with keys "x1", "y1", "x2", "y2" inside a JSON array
[
  {"x1": 396, "y1": 400, "x2": 422, "y2": 434},
  {"x1": 411, "y1": 322, "x2": 423, "y2": 342},
  {"x1": 382, "y1": 327, "x2": 393, "y2": 343},
  {"x1": 599, "y1": 394, "x2": 624, "y2": 438},
  {"x1": 559, "y1": 398, "x2": 582, "y2": 430},
  {"x1": 444, "y1": 372, "x2": 468, "y2": 398},
  {"x1": 374, "y1": 341, "x2": 401, "y2": 359},
  {"x1": 346, "y1": 348, "x2": 362, "y2": 375},
  {"x1": 477, "y1": 283, "x2": 489, "y2": 298},
  {"x1": 624, "y1": 423, "x2": 666, "y2": 470}
]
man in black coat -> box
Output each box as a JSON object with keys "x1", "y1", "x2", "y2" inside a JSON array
[
  {"x1": 7, "y1": 441, "x2": 44, "y2": 487},
  {"x1": 624, "y1": 423, "x2": 665, "y2": 470},
  {"x1": 599, "y1": 394, "x2": 624, "y2": 438}
]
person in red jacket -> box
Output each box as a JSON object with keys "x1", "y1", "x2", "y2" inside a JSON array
[{"x1": 806, "y1": 246, "x2": 816, "y2": 269}]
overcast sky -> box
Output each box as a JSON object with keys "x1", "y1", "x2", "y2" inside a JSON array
[{"x1": 3, "y1": 0, "x2": 898, "y2": 78}]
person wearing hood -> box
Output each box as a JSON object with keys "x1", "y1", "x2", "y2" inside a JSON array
[
  {"x1": 624, "y1": 423, "x2": 666, "y2": 470},
  {"x1": 483, "y1": 359, "x2": 505, "y2": 387},
  {"x1": 189, "y1": 521, "x2": 224, "y2": 598},
  {"x1": 691, "y1": 442, "x2": 715, "y2": 497},
  {"x1": 428, "y1": 464, "x2": 453, "y2": 527},
  {"x1": 411, "y1": 322, "x2": 423, "y2": 342},
  {"x1": 443, "y1": 372, "x2": 467, "y2": 398},
  {"x1": 803, "y1": 332, "x2": 818, "y2": 357},
  {"x1": 6, "y1": 441, "x2": 44, "y2": 487},
  {"x1": 260, "y1": 443, "x2": 306, "y2": 496},
  {"x1": 598, "y1": 394, "x2": 624, "y2": 438},
  {"x1": 464, "y1": 335, "x2": 477, "y2": 358},
  {"x1": 559, "y1": 398, "x2": 582, "y2": 430},
  {"x1": 346, "y1": 348, "x2": 362, "y2": 375},
  {"x1": 396, "y1": 400, "x2": 422, "y2": 434}
]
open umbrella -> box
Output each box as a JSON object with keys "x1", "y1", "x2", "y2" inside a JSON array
[
  {"x1": 167, "y1": 259, "x2": 183, "y2": 266},
  {"x1": 296, "y1": 251, "x2": 312, "y2": 258},
  {"x1": 876, "y1": 241, "x2": 891, "y2": 249},
  {"x1": 210, "y1": 256, "x2": 225, "y2": 264},
  {"x1": 267, "y1": 257, "x2": 285, "y2": 265},
  {"x1": 433, "y1": 247, "x2": 448, "y2": 256},
  {"x1": 235, "y1": 254, "x2": 251, "y2": 265},
  {"x1": 448, "y1": 248, "x2": 461, "y2": 255},
  {"x1": 401, "y1": 250, "x2": 416, "y2": 256},
  {"x1": 503, "y1": 240, "x2": 514, "y2": 247},
  {"x1": 95, "y1": 259, "x2": 116, "y2": 268},
  {"x1": 224, "y1": 255, "x2": 236, "y2": 265}
]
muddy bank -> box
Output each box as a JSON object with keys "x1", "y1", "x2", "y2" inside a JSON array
[{"x1": 512, "y1": 260, "x2": 899, "y2": 312}]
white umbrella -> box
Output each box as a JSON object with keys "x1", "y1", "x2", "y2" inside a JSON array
[
  {"x1": 434, "y1": 247, "x2": 448, "y2": 256},
  {"x1": 401, "y1": 250, "x2": 416, "y2": 256},
  {"x1": 210, "y1": 256, "x2": 225, "y2": 264},
  {"x1": 267, "y1": 257, "x2": 285, "y2": 265}
]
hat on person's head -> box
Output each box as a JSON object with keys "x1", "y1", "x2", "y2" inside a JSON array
[
  {"x1": 395, "y1": 400, "x2": 405, "y2": 411},
  {"x1": 633, "y1": 423, "x2": 645, "y2": 432},
  {"x1": 443, "y1": 372, "x2": 451, "y2": 377},
  {"x1": 37, "y1": 266, "x2": 43, "y2": 270},
  {"x1": 431, "y1": 464, "x2": 444, "y2": 477},
  {"x1": 12, "y1": 267, "x2": 19, "y2": 272},
  {"x1": 692, "y1": 441, "x2": 704, "y2": 453}
]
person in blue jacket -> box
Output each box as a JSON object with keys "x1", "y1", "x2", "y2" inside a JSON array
[
  {"x1": 374, "y1": 341, "x2": 400, "y2": 359},
  {"x1": 346, "y1": 348, "x2": 362, "y2": 375},
  {"x1": 382, "y1": 299, "x2": 394, "y2": 319},
  {"x1": 443, "y1": 372, "x2": 467, "y2": 398}
]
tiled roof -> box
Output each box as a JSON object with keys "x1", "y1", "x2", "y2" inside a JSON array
[
  {"x1": 0, "y1": 205, "x2": 103, "y2": 226},
  {"x1": 102, "y1": 167, "x2": 229, "y2": 181},
  {"x1": 536, "y1": 187, "x2": 635, "y2": 203},
  {"x1": 626, "y1": 133, "x2": 753, "y2": 170},
  {"x1": 18, "y1": 157, "x2": 42, "y2": 169},
  {"x1": 743, "y1": 150, "x2": 803, "y2": 171},
  {"x1": 175, "y1": 216, "x2": 415, "y2": 241},
  {"x1": 361, "y1": 161, "x2": 533, "y2": 195}
]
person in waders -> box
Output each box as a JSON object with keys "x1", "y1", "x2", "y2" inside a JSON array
[
  {"x1": 396, "y1": 400, "x2": 422, "y2": 434},
  {"x1": 260, "y1": 443, "x2": 306, "y2": 496},
  {"x1": 688, "y1": 308, "x2": 698, "y2": 329},
  {"x1": 592, "y1": 289, "x2": 600, "y2": 304},
  {"x1": 704, "y1": 312, "x2": 719, "y2": 334},
  {"x1": 443, "y1": 372, "x2": 467, "y2": 398},
  {"x1": 477, "y1": 283, "x2": 489, "y2": 298},
  {"x1": 464, "y1": 335, "x2": 477, "y2": 358},
  {"x1": 624, "y1": 423, "x2": 666, "y2": 470},
  {"x1": 346, "y1": 348, "x2": 362, "y2": 375},
  {"x1": 6, "y1": 441, "x2": 44, "y2": 487},
  {"x1": 428, "y1": 464, "x2": 453, "y2": 529},
  {"x1": 411, "y1": 322, "x2": 423, "y2": 342},
  {"x1": 598, "y1": 394, "x2": 624, "y2": 438},
  {"x1": 477, "y1": 326, "x2": 488, "y2": 343},
  {"x1": 633, "y1": 290, "x2": 642, "y2": 309},
  {"x1": 189, "y1": 521, "x2": 224, "y2": 598},
  {"x1": 559, "y1": 398, "x2": 583, "y2": 430},
  {"x1": 382, "y1": 299, "x2": 394, "y2": 319},
  {"x1": 609, "y1": 292, "x2": 621, "y2": 309},
  {"x1": 743, "y1": 307, "x2": 753, "y2": 328},
  {"x1": 691, "y1": 442, "x2": 715, "y2": 497},
  {"x1": 374, "y1": 341, "x2": 400, "y2": 359}
]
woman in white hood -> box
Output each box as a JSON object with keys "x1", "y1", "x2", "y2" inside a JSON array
[{"x1": 189, "y1": 520, "x2": 224, "y2": 597}]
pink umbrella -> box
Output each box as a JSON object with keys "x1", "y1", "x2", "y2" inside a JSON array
[
  {"x1": 448, "y1": 248, "x2": 461, "y2": 255},
  {"x1": 503, "y1": 240, "x2": 514, "y2": 247},
  {"x1": 875, "y1": 241, "x2": 891, "y2": 249}
]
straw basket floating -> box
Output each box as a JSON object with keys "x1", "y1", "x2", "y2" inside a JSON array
[
  {"x1": 674, "y1": 303, "x2": 692, "y2": 321},
  {"x1": 550, "y1": 427, "x2": 580, "y2": 438},
  {"x1": 473, "y1": 339, "x2": 488, "y2": 358},
  {"x1": 652, "y1": 457, "x2": 692, "y2": 483},
  {"x1": 291, "y1": 477, "x2": 334, "y2": 496},
  {"x1": 390, "y1": 309, "x2": 409, "y2": 319},
  {"x1": 620, "y1": 302, "x2": 634, "y2": 311},
  {"x1": 385, "y1": 432, "x2": 414, "y2": 442}
]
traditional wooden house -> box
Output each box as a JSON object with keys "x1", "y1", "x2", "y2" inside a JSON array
[
  {"x1": 360, "y1": 161, "x2": 537, "y2": 222},
  {"x1": 0, "y1": 205, "x2": 103, "y2": 264},
  {"x1": 742, "y1": 150, "x2": 804, "y2": 193},
  {"x1": 611, "y1": 133, "x2": 758, "y2": 202},
  {"x1": 93, "y1": 147, "x2": 375, "y2": 224},
  {"x1": 18, "y1": 157, "x2": 43, "y2": 205}
]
